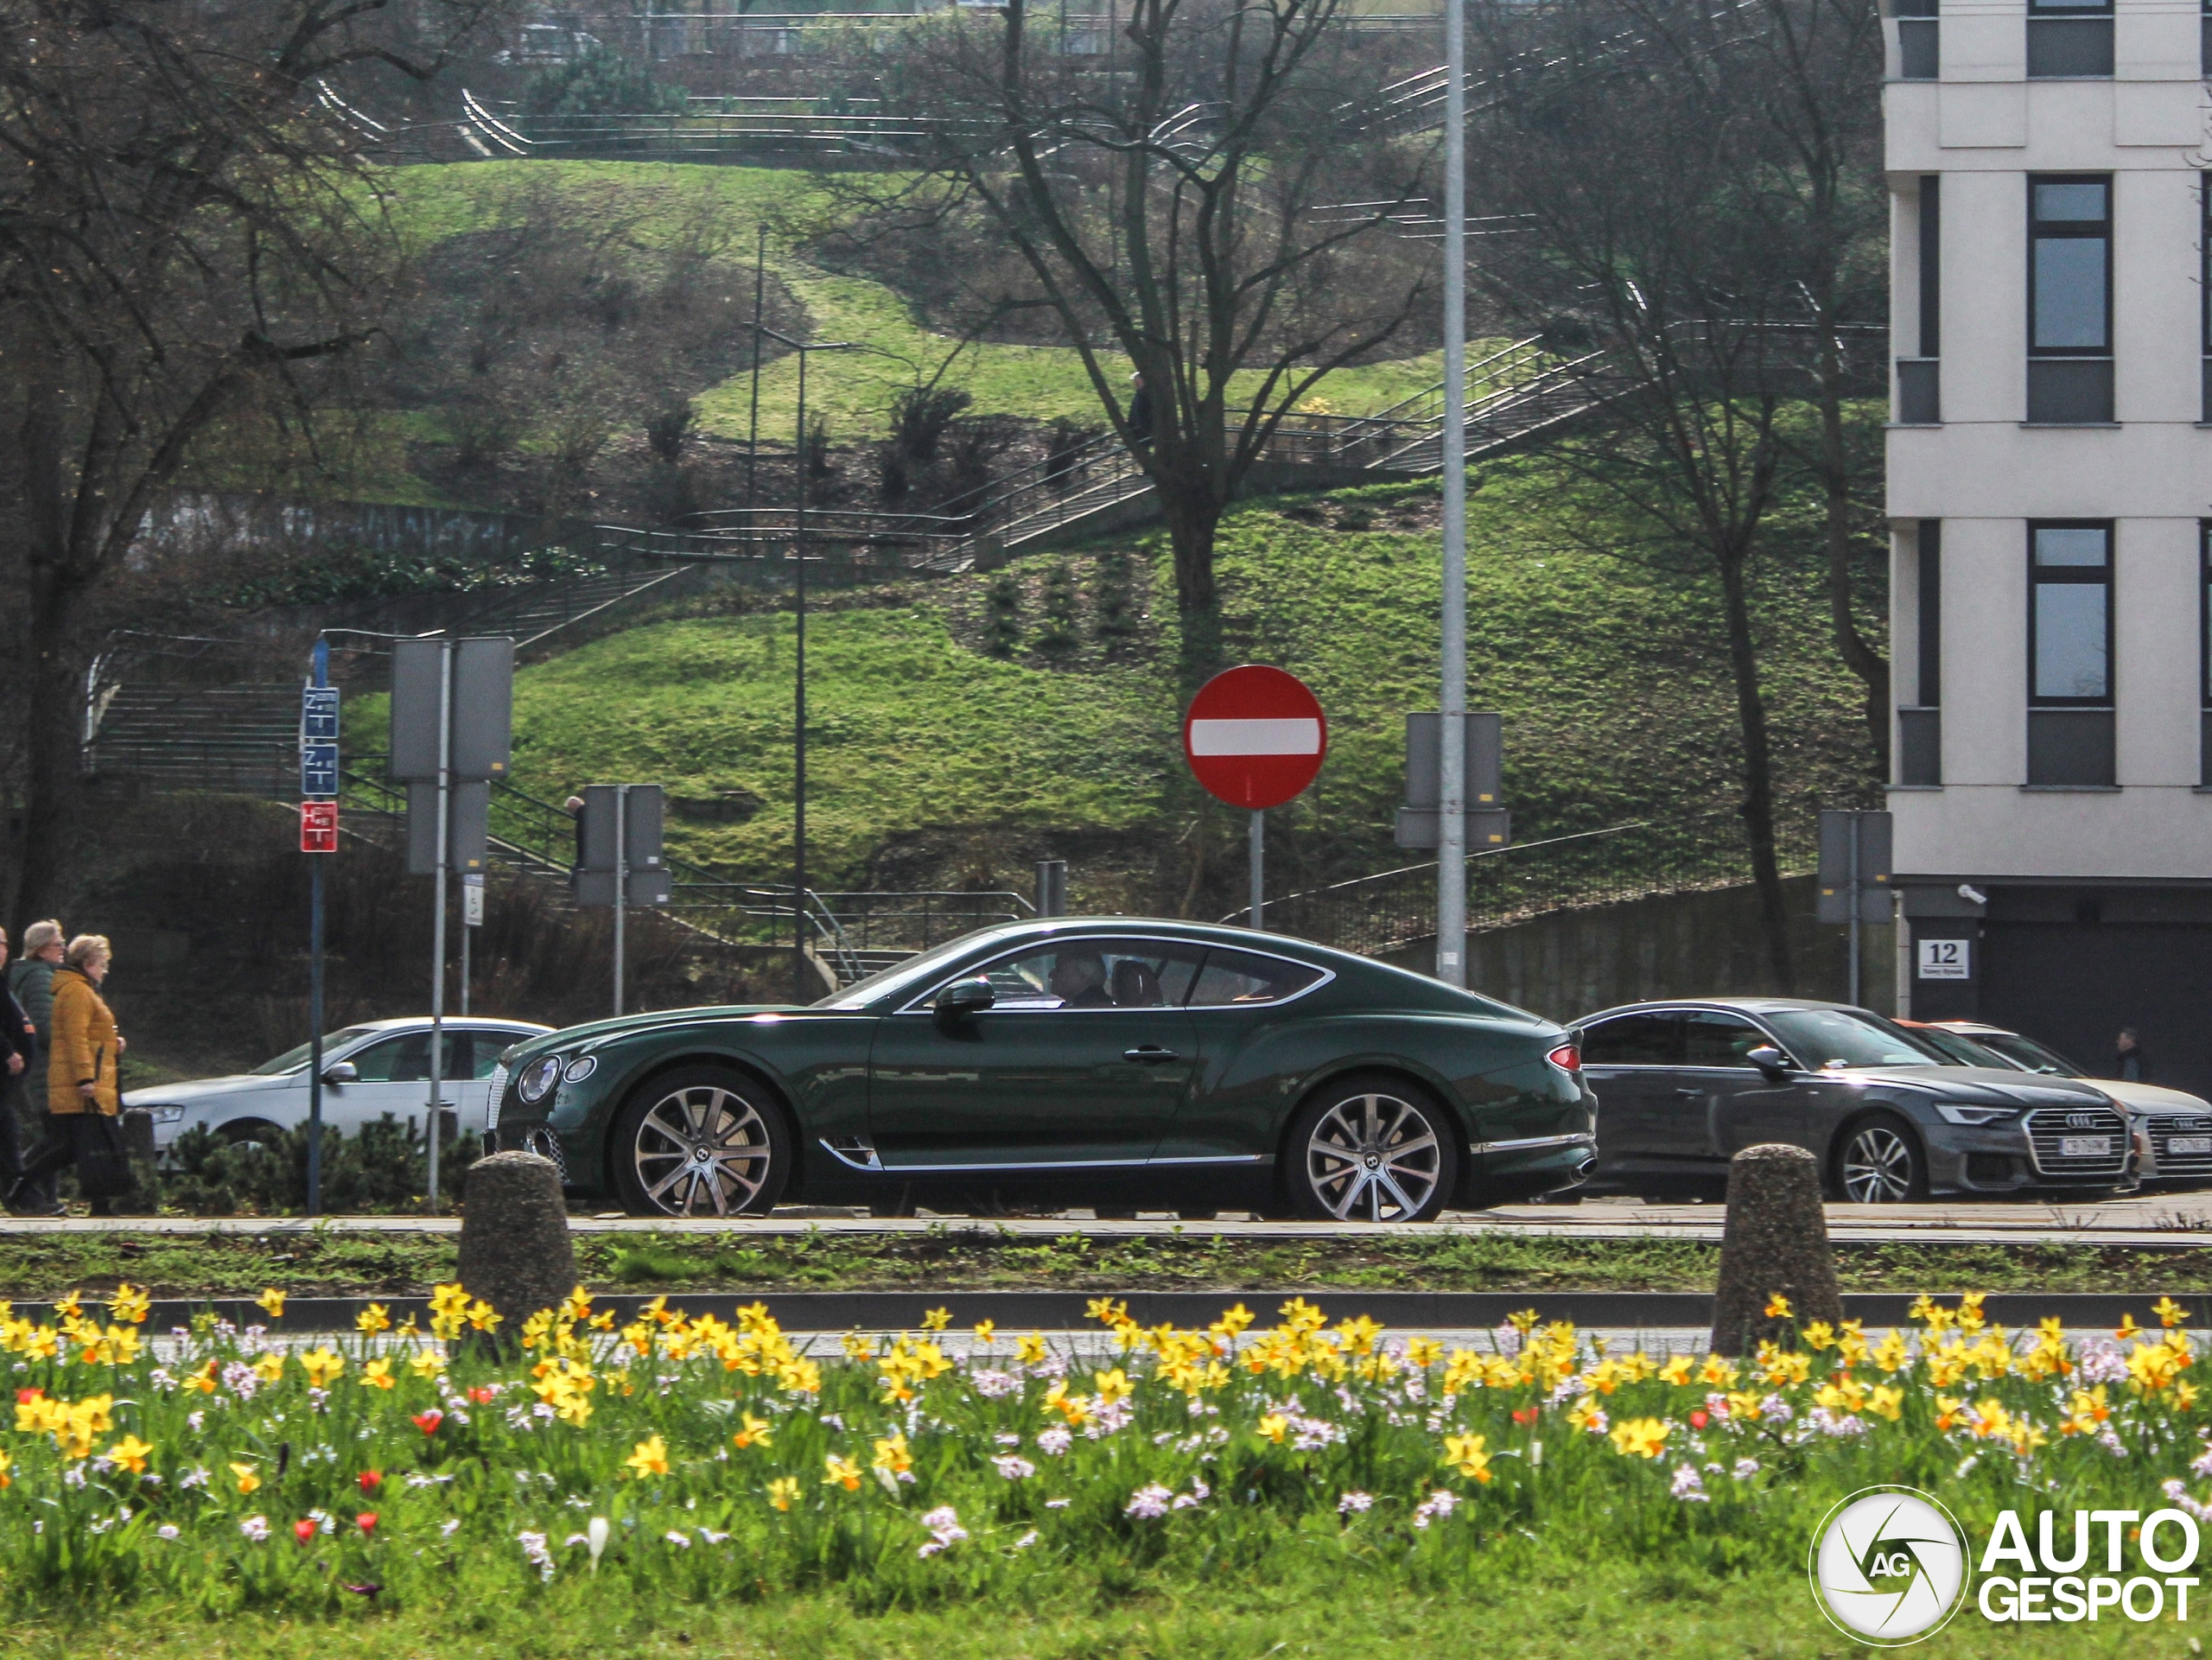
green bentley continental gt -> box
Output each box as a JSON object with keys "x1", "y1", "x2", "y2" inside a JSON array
[{"x1": 490, "y1": 919, "x2": 1594, "y2": 1221}]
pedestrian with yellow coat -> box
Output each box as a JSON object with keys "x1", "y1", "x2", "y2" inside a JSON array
[{"x1": 8, "y1": 935, "x2": 127, "y2": 1216}]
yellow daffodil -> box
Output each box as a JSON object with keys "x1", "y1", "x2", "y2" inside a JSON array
[
  {"x1": 2117, "y1": 1313, "x2": 2145, "y2": 1342},
  {"x1": 733, "y1": 1413, "x2": 773, "y2": 1450},
  {"x1": 1725, "y1": 1391, "x2": 1765, "y2": 1421},
  {"x1": 1406, "y1": 1337, "x2": 1444, "y2": 1369},
  {"x1": 767, "y1": 1475, "x2": 800, "y2": 1511},
  {"x1": 231, "y1": 1462, "x2": 261, "y2": 1495},
  {"x1": 0, "y1": 1448, "x2": 12, "y2": 1489},
  {"x1": 1658, "y1": 1355, "x2": 1695, "y2": 1387},
  {"x1": 104, "y1": 1434, "x2": 152, "y2": 1474},
  {"x1": 1801, "y1": 1320, "x2": 1836, "y2": 1352},
  {"x1": 625, "y1": 1434, "x2": 670, "y2": 1479},
  {"x1": 1698, "y1": 1355, "x2": 1739, "y2": 1389},
  {"x1": 255, "y1": 1288, "x2": 286, "y2": 1320},
  {"x1": 840, "y1": 1331, "x2": 875, "y2": 1361},
  {"x1": 254, "y1": 1351, "x2": 287, "y2": 1384},
  {"x1": 872, "y1": 1432, "x2": 912, "y2": 1476},
  {"x1": 297, "y1": 1348, "x2": 345, "y2": 1388},
  {"x1": 1092, "y1": 1367, "x2": 1134, "y2": 1405},
  {"x1": 52, "y1": 1292, "x2": 81, "y2": 1321},
  {"x1": 1334, "y1": 1315, "x2": 1383, "y2": 1356},
  {"x1": 2157, "y1": 1296, "x2": 2192, "y2": 1330},
  {"x1": 920, "y1": 1307, "x2": 951, "y2": 1332},
  {"x1": 1442, "y1": 1432, "x2": 1492, "y2": 1482},
  {"x1": 1086, "y1": 1297, "x2": 1130, "y2": 1326},
  {"x1": 409, "y1": 1348, "x2": 446, "y2": 1380},
  {"x1": 355, "y1": 1304, "x2": 391, "y2": 1337},
  {"x1": 359, "y1": 1358, "x2": 396, "y2": 1391},
  {"x1": 1872, "y1": 1332, "x2": 1911, "y2": 1373},
  {"x1": 106, "y1": 1285, "x2": 149, "y2": 1326},
  {"x1": 1609, "y1": 1417, "x2": 1669, "y2": 1460},
  {"x1": 972, "y1": 1320, "x2": 997, "y2": 1345},
  {"x1": 1257, "y1": 1414, "x2": 1290, "y2": 1444},
  {"x1": 1934, "y1": 1394, "x2": 1965, "y2": 1432},
  {"x1": 1763, "y1": 1294, "x2": 1793, "y2": 1320},
  {"x1": 1867, "y1": 1384, "x2": 1904, "y2": 1421},
  {"x1": 823, "y1": 1454, "x2": 862, "y2": 1491},
  {"x1": 1505, "y1": 1308, "x2": 1541, "y2": 1334}
]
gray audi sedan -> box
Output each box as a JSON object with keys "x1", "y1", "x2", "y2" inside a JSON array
[{"x1": 1573, "y1": 998, "x2": 2134, "y2": 1202}]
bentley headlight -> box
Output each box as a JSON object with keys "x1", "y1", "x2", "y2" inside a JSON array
[
  {"x1": 562, "y1": 1054, "x2": 598, "y2": 1084},
  {"x1": 517, "y1": 1055, "x2": 564, "y2": 1104}
]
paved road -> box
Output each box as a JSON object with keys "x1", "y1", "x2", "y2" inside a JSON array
[{"x1": 8, "y1": 1193, "x2": 2212, "y2": 1247}]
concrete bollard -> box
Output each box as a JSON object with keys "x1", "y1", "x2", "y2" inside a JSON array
[
  {"x1": 1708, "y1": 1142, "x2": 1844, "y2": 1356},
  {"x1": 455, "y1": 1152, "x2": 576, "y2": 1333}
]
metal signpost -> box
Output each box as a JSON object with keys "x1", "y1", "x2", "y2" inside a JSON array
[
  {"x1": 1396, "y1": 712, "x2": 1510, "y2": 854},
  {"x1": 1817, "y1": 809, "x2": 1895, "y2": 1008},
  {"x1": 1437, "y1": 0, "x2": 1470, "y2": 986},
  {"x1": 461, "y1": 874, "x2": 485, "y2": 1016},
  {"x1": 298, "y1": 641, "x2": 340, "y2": 1216},
  {"x1": 1181, "y1": 665, "x2": 1329, "y2": 932},
  {"x1": 391, "y1": 637, "x2": 513, "y2": 1211},
  {"x1": 574, "y1": 785, "x2": 671, "y2": 1014}
]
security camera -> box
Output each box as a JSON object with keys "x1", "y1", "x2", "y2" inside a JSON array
[{"x1": 1957, "y1": 884, "x2": 1987, "y2": 906}]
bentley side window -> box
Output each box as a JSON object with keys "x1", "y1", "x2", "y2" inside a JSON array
[
  {"x1": 1580, "y1": 1013, "x2": 1681, "y2": 1065},
  {"x1": 1185, "y1": 947, "x2": 1325, "y2": 1008},
  {"x1": 925, "y1": 940, "x2": 1209, "y2": 1011}
]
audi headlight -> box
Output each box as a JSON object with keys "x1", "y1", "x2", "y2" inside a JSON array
[
  {"x1": 144, "y1": 1103, "x2": 186, "y2": 1124},
  {"x1": 1935, "y1": 1103, "x2": 2021, "y2": 1127},
  {"x1": 562, "y1": 1054, "x2": 598, "y2": 1084},
  {"x1": 517, "y1": 1055, "x2": 564, "y2": 1104}
]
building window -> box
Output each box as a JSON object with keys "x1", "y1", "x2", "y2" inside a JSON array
[
  {"x1": 1899, "y1": 520, "x2": 1942, "y2": 785},
  {"x1": 2027, "y1": 0, "x2": 2113, "y2": 77},
  {"x1": 1895, "y1": 0, "x2": 1937, "y2": 79},
  {"x1": 1897, "y1": 177, "x2": 1940, "y2": 423},
  {"x1": 2028, "y1": 522, "x2": 2115, "y2": 786},
  {"x1": 2026, "y1": 176, "x2": 2113, "y2": 423},
  {"x1": 2203, "y1": 0, "x2": 2211, "y2": 76}
]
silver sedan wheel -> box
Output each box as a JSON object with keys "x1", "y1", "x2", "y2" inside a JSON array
[
  {"x1": 631, "y1": 1084, "x2": 774, "y2": 1217},
  {"x1": 1305, "y1": 1091, "x2": 1443, "y2": 1221},
  {"x1": 1840, "y1": 1123, "x2": 1916, "y2": 1204}
]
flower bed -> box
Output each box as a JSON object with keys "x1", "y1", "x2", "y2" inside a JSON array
[{"x1": 0, "y1": 1285, "x2": 2202, "y2": 1617}]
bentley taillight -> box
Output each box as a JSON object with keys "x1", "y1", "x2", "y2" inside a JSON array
[{"x1": 1547, "y1": 1043, "x2": 1580, "y2": 1072}]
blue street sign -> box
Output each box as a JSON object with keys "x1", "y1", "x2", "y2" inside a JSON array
[
  {"x1": 302, "y1": 742, "x2": 340, "y2": 798},
  {"x1": 302, "y1": 685, "x2": 340, "y2": 742}
]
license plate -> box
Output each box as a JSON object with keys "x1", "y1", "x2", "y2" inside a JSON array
[
  {"x1": 2059, "y1": 1135, "x2": 2113, "y2": 1158},
  {"x1": 2169, "y1": 1135, "x2": 2212, "y2": 1156}
]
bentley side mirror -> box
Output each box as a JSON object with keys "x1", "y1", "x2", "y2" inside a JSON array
[
  {"x1": 321, "y1": 1061, "x2": 359, "y2": 1086},
  {"x1": 933, "y1": 978, "x2": 995, "y2": 1021},
  {"x1": 1744, "y1": 1046, "x2": 1792, "y2": 1081}
]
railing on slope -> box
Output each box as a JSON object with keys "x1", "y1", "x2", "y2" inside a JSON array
[{"x1": 1230, "y1": 807, "x2": 1823, "y2": 959}]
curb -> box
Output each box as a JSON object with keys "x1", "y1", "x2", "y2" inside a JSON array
[{"x1": 126, "y1": 1288, "x2": 2209, "y2": 1334}]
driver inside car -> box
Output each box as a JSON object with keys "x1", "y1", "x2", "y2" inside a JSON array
[{"x1": 1047, "y1": 951, "x2": 1116, "y2": 1008}]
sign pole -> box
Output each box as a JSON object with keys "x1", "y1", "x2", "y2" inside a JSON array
[
  {"x1": 1436, "y1": 0, "x2": 1469, "y2": 989},
  {"x1": 1249, "y1": 811, "x2": 1264, "y2": 932},
  {"x1": 427, "y1": 641, "x2": 451, "y2": 1215},
  {"x1": 306, "y1": 637, "x2": 329, "y2": 1218},
  {"x1": 613, "y1": 783, "x2": 628, "y2": 1017},
  {"x1": 1847, "y1": 812, "x2": 1862, "y2": 1008}
]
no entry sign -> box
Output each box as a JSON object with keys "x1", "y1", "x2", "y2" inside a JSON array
[{"x1": 1183, "y1": 665, "x2": 1327, "y2": 810}]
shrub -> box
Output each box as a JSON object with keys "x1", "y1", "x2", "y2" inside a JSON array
[
  {"x1": 1036, "y1": 561, "x2": 1079, "y2": 655},
  {"x1": 518, "y1": 47, "x2": 687, "y2": 118},
  {"x1": 149, "y1": 1116, "x2": 483, "y2": 1216},
  {"x1": 891, "y1": 385, "x2": 973, "y2": 462},
  {"x1": 1091, "y1": 550, "x2": 1141, "y2": 645},
  {"x1": 982, "y1": 572, "x2": 1022, "y2": 657},
  {"x1": 644, "y1": 398, "x2": 696, "y2": 464}
]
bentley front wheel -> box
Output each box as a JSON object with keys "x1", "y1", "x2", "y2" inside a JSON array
[{"x1": 612, "y1": 1067, "x2": 791, "y2": 1218}]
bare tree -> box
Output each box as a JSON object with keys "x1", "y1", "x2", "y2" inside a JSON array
[
  {"x1": 0, "y1": 0, "x2": 505, "y2": 926},
  {"x1": 842, "y1": 0, "x2": 1434, "y2": 616},
  {"x1": 1466, "y1": 0, "x2": 1849, "y2": 988}
]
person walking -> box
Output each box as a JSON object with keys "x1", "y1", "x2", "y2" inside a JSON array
[
  {"x1": 1126, "y1": 372, "x2": 1154, "y2": 446},
  {"x1": 6, "y1": 921, "x2": 64, "y2": 1213},
  {"x1": 0, "y1": 930, "x2": 34, "y2": 1200},
  {"x1": 2114, "y1": 1027, "x2": 2148, "y2": 1081},
  {"x1": 9, "y1": 935, "x2": 128, "y2": 1218}
]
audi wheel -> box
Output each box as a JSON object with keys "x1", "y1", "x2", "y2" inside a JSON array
[
  {"x1": 1285, "y1": 1073, "x2": 1459, "y2": 1223},
  {"x1": 612, "y1": 1066, "x2": 791, "y2": 1218},
  {"x1": 1835, "y1": 1112, "x2": 1926, "y2": 1204}
]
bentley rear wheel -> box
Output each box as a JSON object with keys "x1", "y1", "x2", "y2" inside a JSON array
[
  {"x1": 1285, "y1": 1074, "x2": 1459, "y2": 1223},
  {"x1": 612, "y1": 1066, "x2": 791, "y2": 1218}
]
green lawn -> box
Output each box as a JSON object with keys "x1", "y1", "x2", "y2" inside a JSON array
[
  {"x1": 0, "y1": 1228, "x2": 2200, "y2": 1298},
  {"x1": 381, "y1": 161, "x2": 1447, "y2": 446},
  {"x1": 11, "y1": 1561, "x2": 2168, "y2": 1660},
  {"x1": 492, "y1": 455, "x2": 1874, "y2": 895}
]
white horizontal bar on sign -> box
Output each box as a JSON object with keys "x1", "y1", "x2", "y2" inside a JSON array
[{"x1": 1189, "y1": 717, "x2": 1323, "y2": 757}]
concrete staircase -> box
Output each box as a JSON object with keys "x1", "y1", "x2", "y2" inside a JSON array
[{"x1": 86, "y1": 682, "x2": 302, "y2": 798}]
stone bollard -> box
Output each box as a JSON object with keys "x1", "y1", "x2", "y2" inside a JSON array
[
  {"x1": 456, "y1": 1152, "x2": 576, "y2": 1337},
  {"x1": 1708, "y1": 1142, "x2": 1844, "y2": 1356}
]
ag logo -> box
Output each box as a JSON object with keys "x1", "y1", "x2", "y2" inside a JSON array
[{"x1": 1809, "y1": 1486, "x2": 1970, "y2": 1645}]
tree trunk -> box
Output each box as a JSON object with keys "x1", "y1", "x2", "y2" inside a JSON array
[
  {"x1": 1714, "y1": 544, "x2": 1795, "y2": 992},
  {"x1": 13, "y1": 576, "x2": 88, "y2": 935},
  {"x1": 1154, "y1": 475, "x2": 1222, "y2": 614},
  {"x1": 1815, "y1": 324, "x2": 1889, "y2": 770}
]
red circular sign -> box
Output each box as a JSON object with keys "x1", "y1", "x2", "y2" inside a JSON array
[{"x1": 1182, "y1": 665, "x2": 1327, "y2": 810}]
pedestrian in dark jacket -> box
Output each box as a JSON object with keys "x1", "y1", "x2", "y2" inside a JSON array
[
  {"x1": 10, "y1": 935, "x2": 126, "y2": 1217},
  {"x1": 2115, "y1": 1027, "x2": 2148, "y2": 1081},
  {"x1": 0, "y1": 928, "x2": 33, "y2": 1196},
  {"x1": 5, "y1": 921, "x2": 64, "y2": 1213},
  {"x1": 1127, "y1": 372, "x2": 1154, "y2": 445}
]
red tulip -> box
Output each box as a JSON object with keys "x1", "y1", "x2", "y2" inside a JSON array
[
  {"x1": 357, "y1": 1512, "x2": 378, "y2": 1534},
  {"x1": 1510, "y1": 1407, "x2": 1539, "y2": 1426},
  {"x1": 1689, "y1": 1409, "x2": 1709, "y2": 1429},
  {"x1": 468, "y1": 1387, "x2": 494, "y2": 1406},
  {"x1": 294, "y1": 1518, "x2": 317, "y2": 1544},
  {"x1": 15, "y1": 1389, "x2": 40, "y2": 1405},
  {"x1": 358, "y1": 1470, "x2": 382, "y2": 1492},
  {"x1": 412, "y1": 1410, "x2": 443, "y2": 1435}
]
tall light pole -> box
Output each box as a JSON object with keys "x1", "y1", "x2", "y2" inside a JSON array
[
  {"x1": 1436, "y1": 0, "x2": 1470, "y2": 987},
  {"x1": 755, "y1": 327, "x2": 863, "y2": 1002}
]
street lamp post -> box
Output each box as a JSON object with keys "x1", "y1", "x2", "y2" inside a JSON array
[
  {"x1": 754, "y1": 327, "x2": 864, "y2": 1002},
  {"x1": 1436, "y1": 0, "x2": 1470, "y2": 987}
]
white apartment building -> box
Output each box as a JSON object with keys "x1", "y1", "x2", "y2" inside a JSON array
[{"x1": 1885, "y1": 0, "x2": 2212, "y2": 1092}]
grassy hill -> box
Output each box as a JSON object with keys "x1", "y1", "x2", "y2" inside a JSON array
[{"x1": 495, "y1": 449, "x2": 1880, "y2": 915}]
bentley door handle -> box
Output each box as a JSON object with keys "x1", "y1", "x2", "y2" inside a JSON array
[
  {"x1": 1672, "y1": 1088, "x2": 1703, "y2": 1098},
  {"x1": 1124, "y1": 1046, "x2": 1181, "y2": 1064}
]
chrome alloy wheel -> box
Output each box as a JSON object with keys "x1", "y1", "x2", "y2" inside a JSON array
[
  {"x1": 631, "y1": 1084, "x2": 774, "y2": 1217},
  {"x1": 1304, "y1": 1092, "x2": 1443, "y2": 1221},
  {"x1": 1839, "y1": 1123, "x2": 1916, "y2": 1204}
]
